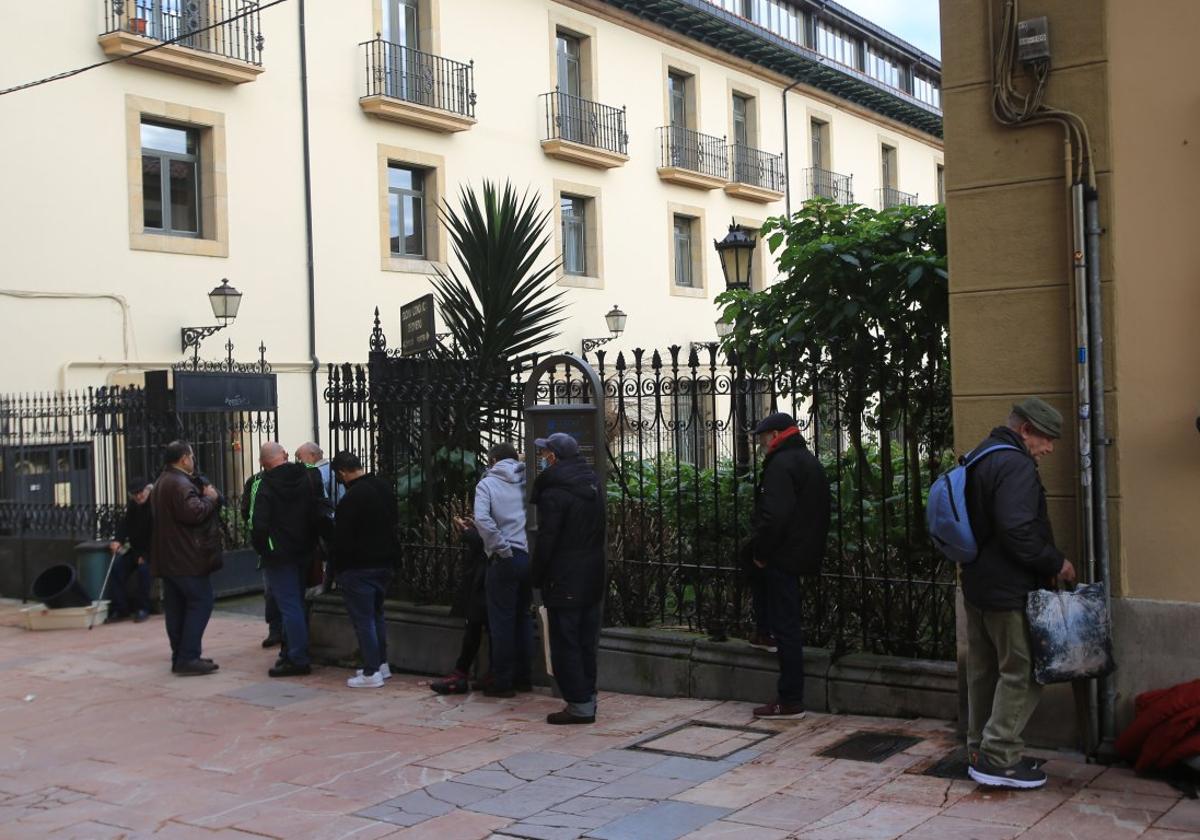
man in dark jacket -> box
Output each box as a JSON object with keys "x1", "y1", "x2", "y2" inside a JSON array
[
  {"x1": 745, "y1": 412, "x2": 831, "y2": 721},
  {"x1": 242, "y1": 471, "x2": 282, "y2": 649},
  {"x1": 150, "y1": 441, "x2": 221, "y2": 676},
  {"x1": 963, "y1": 398, "x2": 1075, "y2": 790},
  {"x1": 248, "y1": 441, "x2": 323, "y2": 678},
  {"x1": 108, "y1": 478, "x2": 154, "y2": 622},
  {"x1": 431, "y1": 516, "x2": 490, "y2": 695},
  {"x1": 531, "y1": 433, "x2": 606, "y2": 725},
  {"x1": 331, "y1": 450, "x2": 398, "y2": 689}
]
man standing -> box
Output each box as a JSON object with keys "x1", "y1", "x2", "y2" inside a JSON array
[
  {"x1": 531, "y1": 433, "x2": 605, "y2": 725},
  {"x1": 108, "y1": 478, "x2": 154, "y2": 622},
  {"x1": 474, "y1": 443, "x2": 531, "y2": 698},
  {"x1": 150, "y1": 441, "x2": 222, "y2": 676},
  {"x1": 248, "y1": 441, "x2": 323, "y2": 678},
  {"x1": 330, "y1": 451, "x2": 398, "y2": 689},
  {"x1": 964, "y1": 398, "x2": 1075, "y2": 790},
  {"x1": 297, "y1": 441, "x2": 344, "y2": 505},
  {"x1": 745, "y1": 412, "x2": 830, "y2": 721},
  {"x1": 242, "y1": 471, "x2": 281, "y2": 649}
]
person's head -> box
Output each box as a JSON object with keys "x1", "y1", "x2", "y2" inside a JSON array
[
  {"x1": 533, "y1": 433, "x2": 579, "y2": 469},
  {"x1": 127, "y1": 478, "x2": 152, "y2": 505},
  {"x1": 330, "y1": 450, "x2": 365, "y2": 484},
  {"x1": 753, "y1": 412, "x2": 797, "y2": 450},
  {"x1": 259, "y1": 441, "x2": 288, "y2": 470},
  {"x1": 1006, "y1": 397, "x2": 1063, "y2": 462},
  {"x1": 163, "y1": 440, "x2": 194, "y2": 474},
  {"x1": 295, "y1": 442, "x2": 324, "y2": 465},
  {"x1": 488, "y1": 442, "x2": 519, "y2": 466}
]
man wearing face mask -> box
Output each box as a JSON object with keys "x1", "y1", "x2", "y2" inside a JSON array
[{"x1": 531, "y1": 433, "x2": 606, "y2": 725}]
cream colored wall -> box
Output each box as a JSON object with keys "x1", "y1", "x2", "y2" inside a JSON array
[{"x1": 0, "y1": 0, "x2": 943, "y2": 443}]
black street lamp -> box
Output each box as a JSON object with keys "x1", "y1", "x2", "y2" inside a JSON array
[
  {"x1": 181, "y1": 278, "x2": 243, "y2": 366},
  {"x1": 714, "y1": 220, "x2": 757, "y2": 292},
  {"x1": 581, "y1": 305, "x2": 628, "y2": 355}
]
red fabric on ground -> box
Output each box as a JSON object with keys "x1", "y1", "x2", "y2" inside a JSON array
[{"x1": 1115, "y1": 679, "x2": 1200, "y2": 768}]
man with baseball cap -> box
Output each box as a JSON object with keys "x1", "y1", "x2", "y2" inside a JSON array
[
  {"x1": 744, "y1": 412, "x2": 830, "y2": 721},
  {"x1": 962, "y1": 397, "x2": 1076, "y2": 789},
  {"x1": 531, "y1": 432, "x2": 606, "y2": 724}
]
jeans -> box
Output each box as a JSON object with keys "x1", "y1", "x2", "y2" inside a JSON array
[
  {"x1": 485, "y1": 548, "x2": 532, "y2": 690},
  {"x1": 338, "y1": 567, "x2": 392, "y2": 676},
  {"x1": 161, "y1": 574, "x2": 214, "y2": 665},
  {"x1": 748, "y1": 565, "x2": 770, "y2": 636},
  {"x1": 548, "y1": 602, "x2": 602, "y2": 718},
  {"x1": 264, "y1": 561, "x2": 310, "y2": 666},
  {"x1": 764, "y1": 565, "x2": 805, "y2": 704},
  {"x1": 109, "y1": 552, "x2": 152, "y2": 616},
  {"x1": 263, "y1": 572, "x2": 282, "y2": 637},
  {"x1": 455, "y1": 618, "x2": 488, "y2": 675},
  {"x1": 965, "y1": 602, "x2": 1043, "y2": 768}
]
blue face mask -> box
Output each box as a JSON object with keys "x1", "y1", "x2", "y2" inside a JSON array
[{"x1": 538, "y1": 457, "x2": 550, "y2": 471}]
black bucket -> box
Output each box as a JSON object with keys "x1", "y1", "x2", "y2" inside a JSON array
[{"x1": 31, "y1": 564, "x2": 93, "y2": 609}]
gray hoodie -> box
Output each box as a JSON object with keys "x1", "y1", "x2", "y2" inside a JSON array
[{"x1": 473, "y1": 459, "x2": 528, "y2": 558}]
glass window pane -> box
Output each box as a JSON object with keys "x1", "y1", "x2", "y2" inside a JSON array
[
  {"x1": 388, "y1": 164, "x2": 416, "y2": 191},
  {"x1": 404, "y1": 195, "x2": 424, "y2": 256},
  {"x1": 168, "y1": 159, "x2": 199, "y2": 233},
  {"x1": 389, "y1": 193, "x2": 401, "y2": 254},
  {"x1": 142, "y1": 155, "x2": 163, "y2": 229},
  {"x1": 141, "y1": 122, "x2": 193, "y2": 155}
]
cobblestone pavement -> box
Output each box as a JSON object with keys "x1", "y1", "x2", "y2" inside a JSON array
[{"x1": 0, "y1": 603, "x2": 1197, "y2": 840}]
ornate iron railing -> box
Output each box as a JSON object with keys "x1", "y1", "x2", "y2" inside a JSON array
[
  {"x1": 361, "y1": 37, "x2": 476, "y2": 119},
  {"x1": 541, "y1": 90, "x2": 628, "y2": 156},
  {"x1": 658, "y1": 125, "x2": 728, "y2": 180},
  {"x1": 804, "y1": 166, "x2": 855, "y2": 203},
  {"x1": 729, "y1": 144, "x2": 785, "y2": 193},
  {"x1": 879, "y1": 186, "x2": 919, "y2": 208},
  {"x1": 103, "y1": 0, "x2": 264, "y2": 66}
]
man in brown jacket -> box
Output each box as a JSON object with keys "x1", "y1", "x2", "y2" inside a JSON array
[{"x1": 151, "y1": 440, "x2": 222, "y2": 676}]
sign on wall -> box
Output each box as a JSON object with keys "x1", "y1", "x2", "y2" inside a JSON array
[
  {"x1": 173, "y1": 372, "x2": 278, "y2": 413},
  {"x1": 400, "y1": 294, "x2": 436, "y2": 356},
  {"x1": 528, "y1": 407, "x2": 600, "y2": 473}
]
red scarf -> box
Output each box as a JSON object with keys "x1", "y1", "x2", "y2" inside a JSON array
[{"x1": 768, "y1": 425, "x2": 801, "y2": 452}]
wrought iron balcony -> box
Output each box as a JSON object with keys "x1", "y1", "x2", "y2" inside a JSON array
[
  {"x1": 878, "y1": 186, "x2": 919, "y2": 208},
  {"x1": 803, "y1": 166, "x2": 854, "y2": 203},
  {"x1": 100, "y1": 0, "x2": 264, "y2": 83},
  {"x1": 540, "y1": 90, "x2": 628, "y2": 168},
  {"x1": 360, "y1": 37, "x2": 476, "y2": 132},
  {"x1": 728, "y1": 144, "x2": 785, "y2": 199},
  {"x1": 657, "y1": 125, "x2": 728, "y2": 189}
]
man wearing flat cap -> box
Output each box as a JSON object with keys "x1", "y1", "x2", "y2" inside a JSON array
[
  {"x1": 962, "y1": 397, "x2": 1076, "y2": 790},
  {"x1": 744, "y1": 412, "x2": 831, "y2": 720}
]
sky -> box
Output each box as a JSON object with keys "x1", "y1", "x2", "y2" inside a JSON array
[{"x1": 833, "y1": 0, "x2": 942, "y2": 58}]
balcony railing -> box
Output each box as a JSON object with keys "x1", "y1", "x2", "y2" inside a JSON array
[
  {"x1": 730, "y1": 144, "x2": 785, "y2": 193},
  {"x1": 658, "y1": 125, "x2": 728, "y2": 180},
  {"x1": 804, "y1": 166, "x2": 854, "y2": 203},
  {"x1": 361, "y1": 37, "x2": 476, "y2": 119},
  {"x1": 103, "y1": 0, "x2": 264, "y2": 66},
  {"x1": 541, "y1": 90, "x2": 628, "y2": 156},
  {"x1": 879, "y1": 186, "x2": 919, "y2": 208}
]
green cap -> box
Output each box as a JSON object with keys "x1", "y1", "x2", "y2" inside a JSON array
[{"x1": 1012, "y1": 397, "x2": 1063, "y2": 439}]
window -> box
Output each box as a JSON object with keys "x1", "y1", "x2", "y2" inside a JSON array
[
  {"x1": 673, "y1": 215, "x2": 695, "y2": 288},
  {"x1": 914, "y1": 75, "x2": 940, "y2": 108},
  {"x1": 557, "y1": 33, "x2": 582, "y2": 97},
  {"x1": 810, "y1": 118, "x2": 827, "y2": 169},
  {"x1": 141, "y1": 121, "x2": 199, "y2": 236},
  {"x1": 561, "y1": 195, "x2": 587, "y2": 275},
  {"x1": 388, "y1": 163, "x2": 426, "y2": 258},
  {"x1": 936, "y1": 164, "x2": 945, "y2": 203},
  {"x1": 668, "y1": 72, "x2": 689, "y2": 128},
  {"x1": 881, "y1": 144, "x2": 897, "y2": 188},
  {"x1": 732, "y1": 94, "x2": 750, "y2": 147},
  {"x1": 865, "y1": 46, "x2": 901, "y2": 89},
  {"x1": 815, "y1": 19, "x2": 858, "y2": 68}
]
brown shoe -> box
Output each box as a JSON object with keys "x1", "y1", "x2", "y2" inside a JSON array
[
  {"x1": 547, "y1": 711, "x2": 595, "y2": 725},
  {"x1": 753, "y1": 700, "x2": 806, "y2": 720}
]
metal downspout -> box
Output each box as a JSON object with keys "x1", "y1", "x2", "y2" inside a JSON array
[
  {"x1": 782, "y1": 79, "x2": 801, "y2": 217},
  {"x1": 298, "y1": 0, "x2": 320, "y2": 443}
]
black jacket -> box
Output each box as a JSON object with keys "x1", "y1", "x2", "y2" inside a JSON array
[
  {"x1": 249, "y1": 462, "x2": 323, "y2": 565},
  {"x1": 451, "y1": 527, "x2": 488, "y2": 622},
  {"x1": 115, "y1": 500, "x2": 153, "y2": 560},
  {"x1": 962, "y1": 426, "x2": 1065, "y2": 611},
  {"x1": 332, "y1": 473, "x2": 399, "y2": 573},
  {"x1": 531, "y1": 456, "x2": 606, "y2": 609},
  {"x1": 748, "y1": 431, "x2": 831, "y2": 576}
]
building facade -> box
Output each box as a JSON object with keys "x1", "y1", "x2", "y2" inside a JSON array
[{"x1": 0, "y1": 0, "x2": 942, "y2": 445}]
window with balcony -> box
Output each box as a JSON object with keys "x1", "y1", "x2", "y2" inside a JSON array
[
  {"x1": 811, "y1": 118, "x2": 828, "y2": 169},
  {"x1": 815, "y1": 19, "x2": 858, "y2": 69},
  {"x1": 388, "y1": 164, "x2": 426, "y2": 258},
  {"x1": 141, "y1": 121, "x2": 200, "y2": 237},
  {"x1": 540, "y1": 25, "x2": 627, "y2": 167},
  {"x1": 881, "y1": 144, "x2": 897, "y2": 189}
]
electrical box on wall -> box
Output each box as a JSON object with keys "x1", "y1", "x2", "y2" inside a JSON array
[{"x1": 1017, "y1": 16, "x2": 1051, "y2": 62}]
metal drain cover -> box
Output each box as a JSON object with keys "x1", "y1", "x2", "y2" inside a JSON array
[
  {"x1": 629, "y1": 721, "x2": 775, "y2": 761},
  {"x1": 920, "y1": 747, "x2": 970, "y2": 779},
  {"x1": 818, "y1": 731, "x2": 923, "y2": 763}
]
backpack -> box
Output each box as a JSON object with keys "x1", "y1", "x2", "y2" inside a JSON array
[{"x1": 926, "y1": 443, "x2": 1020, "y2": 565}]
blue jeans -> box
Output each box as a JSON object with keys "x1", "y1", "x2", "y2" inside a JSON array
[
  {"x1": 263, "y1": 572, "x2": 282, "y2": 637},
  {"x1": 548, "y1": 602, "x2": 602, "y2": 718},
  {"x1": 764, "y1": 565, "x2": 805, "y2": 704},
  {"x1": 485, "y1": 548, "x2": 532, "y2": 690},
  {"x1": 749, "y1": 565, "x2": 770, "y2": 636},
  {"x1": 264, "y1": 561, "x2": 309, "y2": 666},
  {"x1": 109, "y1": 552, "x2": 152, "y2": 616},
  {"x1": 162, "y1": 574, "x2": 214, "y2": 665},
  {"x1": 338, "y1": 568, "x2": 392, "y2": 676}
]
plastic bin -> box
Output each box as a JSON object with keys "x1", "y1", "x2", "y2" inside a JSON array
[
  {"x1": 30, "y1": 564, "x2": 92, "y2": 608},
  {"x1": 75, "y1": 540, "x2": 114, "y2": 601}
]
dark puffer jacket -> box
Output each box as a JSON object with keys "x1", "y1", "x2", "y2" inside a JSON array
[
  {"x1": 531, "y1": 456, "x2": 606, "y2": 610},
  {"x1": 331, "y1": 473, "x2": 399, "y2": 573},
  {"x1": 962, "y1": 426, "x2": 1065, "y2": 611},
  {"x1": 249, "y1": 462, "x2": 323, "y2": 566},
  {"x1": 150, "y1": 467, "x2": 221, "y2": 577},
  {"x1": 749, "y1": 431, "x2": 831, "y2": 576}
]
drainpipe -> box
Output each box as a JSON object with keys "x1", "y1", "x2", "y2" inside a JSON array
[
  {"x1": 781, "y1": 79, "x2": 802, "y2": 217},
  {"x1": 297, "y1": 0, "x2": 321, "y2": 443}
]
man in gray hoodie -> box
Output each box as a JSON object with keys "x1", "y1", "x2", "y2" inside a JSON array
[{"x1": 474, "y1": 442, "x2": 531, "y2": 697}]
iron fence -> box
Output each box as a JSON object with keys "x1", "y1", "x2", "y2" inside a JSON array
[
  {"x1": 361, "y1": 37, "x2": 476, "y2": 119},
  {"x1": 729, "y1": 144, "x2": 785, "y2": 193},
  {"x1": 658, "y1": 125, "x2": 728, "y2": 180},
  {"x1": 541, "y1": 90, "x2": 628, "y2": 156},
  {"x1": 879, "y1": 186, "x2": 919, "y2": 208},
  {"x1": 103, "y1": 0, "x2": 264, "y2": 65},
  {"x1": 803, "y1": 166, "x2": 855, "y2": 203}
]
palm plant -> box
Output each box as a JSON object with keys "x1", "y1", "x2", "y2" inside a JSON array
[{"x1": 433, "y1": 180, "x2": 569, "y2": 372}]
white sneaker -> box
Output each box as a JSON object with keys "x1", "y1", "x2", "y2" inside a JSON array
[
  {"x1": 356, "y1": 664, "x2": 392, "y2": 680},
  {"x1": 347, "y1": 671, "x2": 385, "y2": 689}
]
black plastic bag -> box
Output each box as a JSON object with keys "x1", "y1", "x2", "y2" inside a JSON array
[{"x1": 1026, "y1": 582, "x2": 1116, "y2": 685}]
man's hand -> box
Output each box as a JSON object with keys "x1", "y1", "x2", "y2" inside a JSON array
[
  {"x1": 1057, "y1": 559, "x2": 1077, "y2": 585},
  {"x1": 202, "y1": 485, "x2": 219, "y2": 501},
  {"x1": 136, "y1": 557, "x2": 146, "y2": 566},
  {"x1": 753, "y1": 557, "x2": 766, "y2": 569},
  {"x1": 108, "y1": 541, "x2": 121, "y2": 554}
]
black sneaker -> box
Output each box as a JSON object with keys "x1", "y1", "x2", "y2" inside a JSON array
[
  {"x1": 269, "y1": 661, "x2": 312, "y2": 678},
  {"x1": 968, "y1": 752, "x2": 1047, "y2": 789},
  {"x1": 546, "y1": 711, "x2": 595, "y2": 725},
  {"x1": 174, "y1": 659, "x2": 218, "y2": 677},
  {"x1": 262, "y1": 632, "x2": 282, "y2": 648}
]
